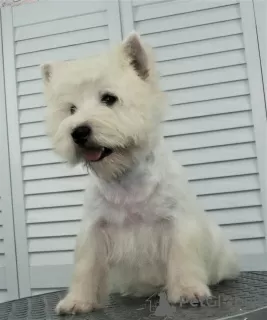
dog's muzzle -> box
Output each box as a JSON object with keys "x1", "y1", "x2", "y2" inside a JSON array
[
  {"x1": 71, "y1": 125, "x2": 91, "y2": 145},
  {"x1": 71, "y1": 125, "x2": 113, "y2": 162}
]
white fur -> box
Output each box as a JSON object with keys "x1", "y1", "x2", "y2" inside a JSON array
[{"x1": 42, "y1": 33, "x2": 239, "y2": 315}]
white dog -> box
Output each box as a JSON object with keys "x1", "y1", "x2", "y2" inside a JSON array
[{"x1": 42, "y1": 32, "x2": 239, "y2": 315}]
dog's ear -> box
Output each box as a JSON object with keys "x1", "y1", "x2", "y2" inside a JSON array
[
  {"x1": 123, "y1": 32, "x2": 149, "y2": 80},
  {"x1": 41, "y1": 63, "x2": 52, "y2": 83}
]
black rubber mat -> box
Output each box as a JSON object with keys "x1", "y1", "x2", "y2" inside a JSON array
[{"x1": 0, "y1": 272, "x2": 267, "y2": 319}]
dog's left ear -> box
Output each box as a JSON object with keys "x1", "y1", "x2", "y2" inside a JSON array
[
  {"x1": 123, "y1": 32, "x2": 149, "y2": 80},
  {"x1": 41, "y1": 63, "x2": 52, "y2": 83}
]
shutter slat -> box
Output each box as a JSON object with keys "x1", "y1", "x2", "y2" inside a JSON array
[
  {"x1": 222, "y1": 222, "x2": 265, "y2": 240},
  {"x1": 16, "y1": 40, "x2": 108, "y2": 68},
  {"x1": 142, "y1": 20, "x2": 242, "y2": 48},
  {"x1": 13, "y1": 1, "x2": 106, "y2": 27},
  {"x1": 29, "y1": 237, "x2": 76, "y2": 253},
  {"x1": 21, "y1": 136, "x2": 51, "y2": 152},
  {"x1": 16, "y1": 26, "x2": 109, "y2": 55},
  {"x1": 200, "y1": 191, "x2": 261, "y2": 210},
  {"x1": 20, "y1": 107, "x2": 45, "y2": 124},
  {"x1": 23, "y1": 163, "x2": 86, "y2": 181},
  {"x1": 161, "y1": 65, "x2": 247, "y2": 91},
  {"x1": 209, "y1": 207, "x2": 263, "y2": 225},
  {"x1": 22, "y1": 150, "x2": 62, "y2": 166},
  {"x1": 186, "y1": 159, "x2": 258, "y2": 181},
  {"x1": 192, "y1": 174, "x2": 259, "y2": 195},
  {"x1": 166, "y1": 95, "x2": 250, "y2": 121},
  {"x1": 134, "y1": 0, "x2": 238, "y2": 21},
  {"x1": 155, "y1": 35, "x2": 244, "y2": 62},
  {"x1": 17, "y1": 65, "x2": 47, "y2": 82},
  {"x1": 164, "y1": 111, "x2": 252, "y2": 136},
  {"x1": 29, "y1": 251, "x2": 73, "y2": 266},
  {"x1": 21, "y1": 122, "x2": 45, "y2": 138},
  {"x1": 158, "y1": 49, "x2": 246, "y2": 76},
  {"x1": 133, "y1": 0, "x2": 167, "y2": 7},
  {"x1": 232, "y1": 239, "x2": 266, "y2": 255},
  {"x1": 15, "y1": 11, "x2": 107, "y2": 41},
  {"x1": 25, "y1": 176, "x2": 87, "y2": 195},
  {"x1": 166, "y1": 127, "x2": 255, "y2": 151},
  {"x1": 28, "y1": 221, "x2": 80, "y2": 238},
  {"x1": 19, "y1": 94, "x2": 44, "y2": 110},
  {"x1": 137, "y1": 4, "x2": 240, "y2": 35},
  {"x1": 27, "y1": 206, "x2": 83, "y2": 224},
  {"x1": 168, "y1": 80, "x2": 249, "y2": 105},
  {"x1": 25, "y1": 192, "x2": 84, "y2": 210},
  {"x1": 175, "y1": 143, "x2": 256, "y2": 166}
]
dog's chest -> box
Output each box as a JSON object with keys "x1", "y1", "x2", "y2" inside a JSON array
[
  {"x1": 92, "y1": 160, "x2": 175, "y2": 264},
  {"x1": 122, "y1": 205, "x2": 144, "y2": 225},
  {"x1": 101, "y1": 195, "x2": 169, "y2": 226},
  {"x1": 102, "y1": 218, "x2": 171, "y2": 265},
  {"x1": 97, "y1": 178, "x2": 175, "y2": 225},
  {"x1": 100, "y1": 203, "x2": 146, "y2": 227}
]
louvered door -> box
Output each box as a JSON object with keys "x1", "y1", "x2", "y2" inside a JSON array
[
  {"x1": 1, "y1": 0, "x2": 121, "y2": 297},
  {"x1": 120, "y1": 0, "x2": 267, "y2": 264}
]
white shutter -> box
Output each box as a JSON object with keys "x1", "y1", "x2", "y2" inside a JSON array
[
  {"x1": 1, "y1": 0, "x2": 122, "y2": 297},
  {"x1": 121, "y1": 0, "x2": 267, "y2": 267},
  {"x1": 0, "y1": 16, "x2": 19, "y2": 302}
]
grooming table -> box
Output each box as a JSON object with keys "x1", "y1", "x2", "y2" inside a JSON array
[{"x1": 1, "y1": 272, "x2": 267, "y2": 320}]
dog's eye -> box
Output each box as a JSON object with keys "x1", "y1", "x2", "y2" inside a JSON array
[
  {"x1": 70, "y1": 105, "x2": 77, "y2": 115},
  {"x1": 101, "y1": 93, "x2": 118, "y2": 106}
]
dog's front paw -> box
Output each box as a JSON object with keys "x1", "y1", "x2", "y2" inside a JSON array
[
  {"x1": 55, "y1": 294, "x2": 101, "y2": 315},
  {"x1": 167, "y1": 282, "x2": 211, "y2": 305}
]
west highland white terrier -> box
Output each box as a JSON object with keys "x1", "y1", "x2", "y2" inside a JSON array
[{"x1": 42, "y1": 32, "x2": 239, "y2": 314}]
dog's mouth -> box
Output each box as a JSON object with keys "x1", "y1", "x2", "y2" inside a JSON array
[{"x1": 83, "y1": 147, "x2": 113, "y2": 162}]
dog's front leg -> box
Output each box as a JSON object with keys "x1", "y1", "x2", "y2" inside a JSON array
[
  {"x1": 167, "y1": 219, "x2": 211, "y2": 305},
  {"x1": 56, "y1": 223, "x2": 108, "y2": 314}
]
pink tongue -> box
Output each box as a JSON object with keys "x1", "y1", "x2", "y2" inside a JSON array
[{"x1": 84, "y1": 149, "x2": 103, "y2": 162}]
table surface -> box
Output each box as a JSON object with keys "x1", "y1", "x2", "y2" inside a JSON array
[{"x1": 1, "y1": 272, "x2": 267, "y2": 320}]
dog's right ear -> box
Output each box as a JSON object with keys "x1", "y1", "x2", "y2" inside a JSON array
[
  {"x1": 123, "y1": 32, "x2": 149, "y2": 80},
  {"x1": 41, "y1": 63, "x2": 52, "y2": 83}
]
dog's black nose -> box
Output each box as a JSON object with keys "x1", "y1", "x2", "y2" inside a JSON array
[{"x1": 71, "y1": 125, "x2": 91, "y2": 145}]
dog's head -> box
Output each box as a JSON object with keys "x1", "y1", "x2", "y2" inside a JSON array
[{"x1": 42, "y1": 32, "x2": 165, "y2": 179}]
